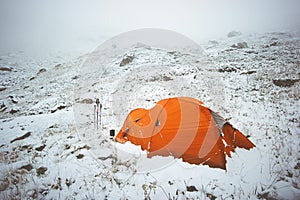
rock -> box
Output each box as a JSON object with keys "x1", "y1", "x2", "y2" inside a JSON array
[
  {"x1": 231, "y1": 42, "x2": 248, "y2": 49},
  {"x1": 294, "y1": 162, "x2": 300, "y2": 170},
  {"x1": 0, "y1": 66, "x2": 12, "y2": 72},
  {"x1": 162, "y1": 75, "x2": 173, "y2": 81},
  {"x1": 168, "y1": 51, "x2": 177, "y2": 55},
  {"x1": 20, "y1": 164, "x2": 33, "y2": 171},
  {"x1": 36, "y1": 167, "x2": 48, "y2": 176},
  {"x1": 10, "y1": 132, "x2": 31, "y2": 143},
  {"x1": 273, "y1": 79, "x2": 299, "y2": 87},
  {"x1": 206, "y1": 193, "x2": 217, "y2": 200},
  {"x1": 227, "y1": 31, "x2": 242, "y2": 38},
  {"x1": 71, "y1": 145, "x2": 91, "y2": 154},
  {"x1": 0, "y1": 180, "x2": 9, "y2": 192},
  {"x1": 48, "y1": 124, "x2": 59, "y2": 129},
  {"x1": 66, "y1": 178, "x2": 75, "y2": 188},
  {"x1": 240, "y1": 70, "x2": 257, "y2": 75},
  {"x1": 51, "y1": 104, "x2": 67, "y2": 113},
  {"x1": 65, "y1": 144, "x2": 71, "y2": 150},
  {"x1": 0, "y1": 87, "x2": 6, "y2": 92},
  {"x1": 270, "y1": 41, "x2": 280, "y2": 47},
  {"x1": 76, "y1": 98, "x2": 94, "y2": 104},
  {"x1": 35, "y1": 144, "x2": 46, "y2": 151},
  {"x1": 209, "y1": 40, "x2": 219, "y2": 45},
  {"x1": 51, "y1": 177, "x2": 62, "y2": 190},
  {"x1": 72, "y1": 75, "x2": 79, "y2": 80},
  {"x1": 20, "y1": 145, "x2": 32, "y2": 152},
  {"x1": 57, "y1": 105, "x2": 67, "y2": 110},
  {"x1": 0, "y1": 103, "x2": 7, "y2": 112},
  {"x1": 37, "y1": 68, "x2": 47, "y2": 75},
  {"x1": 9, "y1": 109, "x2": 19, "y2": 114},
  {"x1": 186, "y1": 185, "x2": 198, "y2": 192},
  {"x1": 265, "y1": 41, "x2": 280, "y2": 48},
  {"x1": 54, "y1": 64, "x2": 62, "y2": 68},
  {"x1": 50, "y1": 107, "x2": 58, "y2": 113},
  {"x1": 245, "y1": 50, "x2": 258, "y2": 54},
  {"x1": 120, "y1": 55, "x2": 134, "y2": 67},
  {"x1": 9, "y1": 96, "x2": 18, "y2": 104},
  {"x1": 76, "y1": 154, "x2": 84, "y2": 159},
  {"x1": 218, "y1": 66, "x2": 237, "y2": 73}
]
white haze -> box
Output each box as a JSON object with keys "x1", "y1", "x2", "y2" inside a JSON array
[{"x1": 0, "y1": 0, "x2": 299, "y2": 58}]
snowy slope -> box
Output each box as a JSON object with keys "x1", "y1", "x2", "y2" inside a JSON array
[{"x1": 0, "y1": 31, "x2": 299, "y2": 199}]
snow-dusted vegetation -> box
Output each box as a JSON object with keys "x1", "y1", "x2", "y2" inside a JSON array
[{"x1": 0, "y1": 29, "x2": 299, "y2": 199}]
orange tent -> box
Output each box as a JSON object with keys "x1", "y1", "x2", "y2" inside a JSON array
[{"x1": 115, "y1": 97, "x2": 255, "y2": 170}]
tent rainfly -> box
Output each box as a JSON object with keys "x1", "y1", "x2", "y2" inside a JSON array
[{"x1": 115, "y1": 97, "x2": 255, "y2": 170}]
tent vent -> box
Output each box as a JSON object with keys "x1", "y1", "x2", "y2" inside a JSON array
[{"x1": 155, "y1": 119, "x2": 160, "y2": 126}]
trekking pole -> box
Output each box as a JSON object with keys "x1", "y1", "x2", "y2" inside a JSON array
[
  {"x1": 99, "y1": 103, "x2": 102, "y2": 126},
  {"x1": 96, "y1": 98, "x2": 100, "y2": 130},
  {"x1": 94, "y1": 104, "x2": 96, "y2": 129},
  {"x1": 96, "y1": 109, "x2": 99, "y2": 130}
]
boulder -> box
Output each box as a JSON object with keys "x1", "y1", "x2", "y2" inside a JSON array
[
  {"x1": 0, "y1": 66, "x2": 12, "y2": 72},
  {"x1": 231, "y1": 42, "x2": 248, "y2": 49},
  {"x1": 120, "y1": 55, "x2": 134, "y2": 67},
  {"x1": 227, "y1": 31, "x2": 242, "y2": 38}
]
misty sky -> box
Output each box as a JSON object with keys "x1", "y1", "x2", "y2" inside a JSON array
[{"x1": 0, "y1": 0, "x2": 299, "y2": 57}]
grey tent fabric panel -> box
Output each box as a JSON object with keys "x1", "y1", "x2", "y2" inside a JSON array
[{"x1": 210, "y1": 110, "x2": 226, "y2": 134}]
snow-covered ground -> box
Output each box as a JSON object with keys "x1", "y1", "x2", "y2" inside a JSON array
[{"x1": 0, "y1": 30, "x2": 299, "y2": 199}]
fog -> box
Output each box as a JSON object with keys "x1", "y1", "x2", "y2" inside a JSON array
[{"x1": 0, "y1": 0, "x2": 299, "y2": 58}]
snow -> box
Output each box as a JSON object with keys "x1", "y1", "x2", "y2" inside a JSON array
[{"x1": 0, "y1": 29, "x2": 300, "y2": 199}]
